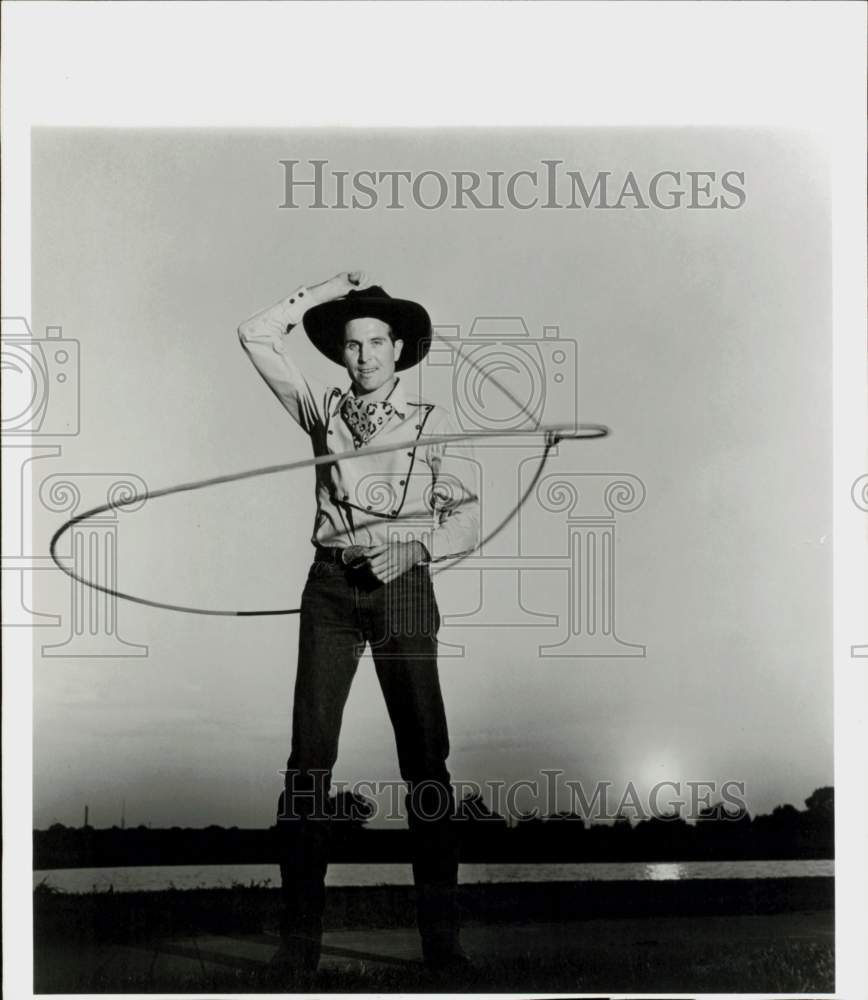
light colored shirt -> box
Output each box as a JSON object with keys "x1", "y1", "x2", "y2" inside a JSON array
[{"x1": 237, "y1": 286, "x2": 481, "y2": 563}]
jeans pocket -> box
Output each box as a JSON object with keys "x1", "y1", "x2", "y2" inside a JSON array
[
  {"x1": 306, "y1": 560, "x2": 338, "y2": 581},
  {"x1": 302, "y1": 562, "x2": 333, "y2": 602}
]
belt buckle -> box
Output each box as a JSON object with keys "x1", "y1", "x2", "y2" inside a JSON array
[{"x1": 340, "y1": 544, "x2": 367, "y2": 568}]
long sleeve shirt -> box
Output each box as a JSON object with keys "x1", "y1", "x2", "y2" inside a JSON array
[{"x1": 237, "y1": 286, "x2": 481, "y2": 563}]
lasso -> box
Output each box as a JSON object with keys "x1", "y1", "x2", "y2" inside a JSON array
[{"x1": 48, "y1": 423, "x2": 609, "y2": 617}]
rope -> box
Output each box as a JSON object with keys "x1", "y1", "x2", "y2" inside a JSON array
[{"x1": 48, "y1": 423, "x2": 609, "y2": 617}]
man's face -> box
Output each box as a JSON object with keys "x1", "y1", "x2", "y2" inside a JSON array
[{"x1": 342, "y1": 317, "x2": 404, "y2": 394}]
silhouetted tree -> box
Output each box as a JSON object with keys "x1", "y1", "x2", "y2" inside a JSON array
[
  {"x1": 805, "y1": 786, "x2": 833, "y2": 818},
  {"x1": 458, "y1": 792, "x2": 507, "y2": 825},
  {"x1": 801, "y1": 786, "x2": 834, "y2": 854}
]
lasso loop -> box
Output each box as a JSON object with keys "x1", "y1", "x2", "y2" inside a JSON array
[{"x1": 48, "y1": 423, "x2": 609, "y2": 617}]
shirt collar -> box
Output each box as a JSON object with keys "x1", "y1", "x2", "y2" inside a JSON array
[{"x1": 332, "y1": 376, "x2": 408, "y2": 419}]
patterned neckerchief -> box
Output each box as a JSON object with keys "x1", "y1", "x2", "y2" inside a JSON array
[{"x1": 339, "y1": 382, "x2": 399, "y2": 448}]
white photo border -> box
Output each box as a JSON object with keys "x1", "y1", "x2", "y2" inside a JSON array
[{"x1": 2, "y1": 3, "x2": 865, "y2": 999}]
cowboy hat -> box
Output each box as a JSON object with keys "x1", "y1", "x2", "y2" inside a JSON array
[{"x1": 303, "y1": 285, "x2": 432, "y2": 371}]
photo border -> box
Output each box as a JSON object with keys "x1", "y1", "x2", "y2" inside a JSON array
[{"x1": 3, "y1": 4, "x2": 865, "y2": 999}]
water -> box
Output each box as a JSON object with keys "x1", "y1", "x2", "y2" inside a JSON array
[{"x1": 34, "y1": 859, "x2": 833, "y2": 894}]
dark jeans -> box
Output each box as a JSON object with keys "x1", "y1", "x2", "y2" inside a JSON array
[{"x1": 276, "y1": 557, "x2": 459, "y2": 954}]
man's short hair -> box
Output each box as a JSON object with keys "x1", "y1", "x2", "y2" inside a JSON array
[{"x1": 343, "y1": 319, "x2": 399, "y2": 344}]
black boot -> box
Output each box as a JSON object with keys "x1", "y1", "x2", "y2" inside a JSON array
[
  {"x1": 416, "y1": 882, "x2": 470, "y2": 969},
  {"x1": 422, "y1": 934, "x2": 472, "y2": 970},
  {"x1": 269, "y1": 914, "x2": 322, "y2": 974},
  {"x1": 273, "y1": 788, "x2": 330, "y2": 974},
  {"x1": 406, "y1": 780, "x2": 465, "y2": 970}
]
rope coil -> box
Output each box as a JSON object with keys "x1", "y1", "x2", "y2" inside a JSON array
[{"x1": 48, "y1": 423, "x2": 609, "y2": 617}]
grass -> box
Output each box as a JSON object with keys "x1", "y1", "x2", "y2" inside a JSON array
[
  {"x1": 32, "y1": 880, "x2": 836, "y2": 993},
  {"x1": 33, "y1": 937, "x2": 834, "y2": 994}
]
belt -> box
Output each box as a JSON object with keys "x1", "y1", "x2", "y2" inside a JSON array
[{"x1": 314, "y1": 545, "x2": 367, "y2": 567}]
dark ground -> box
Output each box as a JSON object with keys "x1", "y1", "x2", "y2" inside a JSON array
[{"x1": 34, "y1": 877, "x2": 835, "y2": 994}]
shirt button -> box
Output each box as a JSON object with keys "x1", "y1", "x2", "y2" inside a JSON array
[
  {"x1": 366, "y1": 505, "x2": 372, "y2": 511},
  {"x1": 299, "y1": 291, "x2": 304, "y2": 297},
  {"x1": 407, "y1": 451, "x2": 413, "y2": 457},
  {"x1": 415, "y1": 424, "x2": 421, "y2": 430},
  {"x1": 328, "y1": 429, "x2": 334, "y2": 435},
  {"x1": 399, "y1": 479, "x2": 405, "y2": 486},
  {"x1": 391, "y1": 510, "x2": 398, "y2": 517},
  {"x1": 343, "y1": 494, "x2": 349, "y2": 501},
  {"x1": 289, "y1": 298, "x2": 295, "y2": 304}
]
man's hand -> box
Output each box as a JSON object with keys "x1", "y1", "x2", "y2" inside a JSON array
[
  {"x1": 362, "y1": 540, "x2": 426, "y2": 584},
  {"x1": 308, "y1": 270, "x2": 376, "y2": 305}
]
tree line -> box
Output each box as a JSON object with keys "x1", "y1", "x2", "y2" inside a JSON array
[{"x1": 34, "y1": 786, "x2": 832, "y2": 869}]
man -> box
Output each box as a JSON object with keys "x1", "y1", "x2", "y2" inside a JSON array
[{"x1": 237, "y1": 271, "x2": 480, "y2": 972}]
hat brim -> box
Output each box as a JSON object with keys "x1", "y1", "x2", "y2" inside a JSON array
[{"x1": 303, "y1": 296, "x2": 432, "y2": 371}]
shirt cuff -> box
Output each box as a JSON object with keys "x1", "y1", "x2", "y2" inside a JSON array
[
  {"x1": 238, "y1": 284, "x2": 312, "y2": 348},
  {"x1": 280, "y1": 285, "x2": 312, "y2": 329}
]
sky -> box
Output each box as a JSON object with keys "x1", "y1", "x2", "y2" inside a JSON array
[{"x1": 29, "y1": 127, "x2": 832, "y2": 829}]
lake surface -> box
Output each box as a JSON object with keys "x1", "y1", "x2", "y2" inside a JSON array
[{"x1": 34, "y1": 859, "x2": 833, "y2": 894}]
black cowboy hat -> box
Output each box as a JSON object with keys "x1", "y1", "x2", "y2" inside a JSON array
[{"x1": 303, "y1": 285, "x2": 432, "y2": 371}]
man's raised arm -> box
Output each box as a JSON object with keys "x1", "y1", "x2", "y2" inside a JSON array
[{"x1": 237, "y1": 271, "x2": 372, "y2": 432}]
